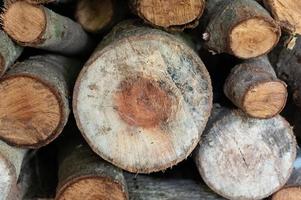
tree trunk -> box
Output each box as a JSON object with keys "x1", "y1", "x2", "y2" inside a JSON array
[
  {"x1": 224, "y1": 56, "x2": 287, "y2": 119},
  {"x1": 125, "y1": 174, "x2": 226, "y2": 200},
  {"x1": 129, "y1": 0, "x2": 205, "y2": 32},
  {"x1": 202, "y1": 0, "x2": 280, "y2": 59},
  {"x1": 2, "y1": 1, "x2": 93, "y2": 55},
  {"x1": 73, "y1": 20, "x2": 212, "y2": 173},
  {"x1": 0, "y1": 30, "x2": 23, "y2": 77},
  {"x1": 55, "y1": 138, "x2": 128, "y2": 200},
  {"x1": 0, "y1": 54, "x2": 81, "y2": 148},
  {"x1": 194, "y1": 104, "x2": 296, "y2": 200}
]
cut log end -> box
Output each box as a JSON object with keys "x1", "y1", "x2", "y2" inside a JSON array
[
  {"x1": 272, "y1": 187, "x2": 301, "y2": 200},
  {"x1": 2, "y1": 1, "x2": 46, "y2": 44},
  {"x1": 115, "y1": 76, "x2": 172, "y2": 128},
  {"x1": 0, "y1": 75, "x2": 62, "y2": 148},
  {"x1": 75, "y1": 0, "x2": 114, "y2": 33},
  {"x1": 243, "y1": 81, "x2": 287, "y2": 118},
  {"x1": 229, "y1": 18, "x2": 280, "y2": 59},
  {"x1": 56, "y1": 177, "x2": 127, "y2": 200}
]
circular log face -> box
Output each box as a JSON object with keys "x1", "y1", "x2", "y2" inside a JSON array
[
  {"x1": 0, "y1": 153, "x2": 14, "y2": 200},
  {"x1": 196, "y1": 111, "x2": 296, "y2": 200},
  {"x1": 0, "y1": 76, "x2": 61, "y2": 147},
  {"x1": 74, "y1": 31, "x2": 212, "y2": 173},
  {"x1": 272, "y1": 187, "x2": 301, "y2": 200}
]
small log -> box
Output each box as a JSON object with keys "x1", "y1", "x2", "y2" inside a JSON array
[
  {"x1": 55, "y1": 138, "x2": 128, "y2": 200},
  {"x1": 194, "y1": 105, "x2": 296, "y2": 200},
  {"x1": 0, "y1": 54, "x2": 81, "y2": 148},
  {"x1": 73, "y1": 20, "x2": 213, "y2": 173},
  {"x1": 129, "y1": 0, "x2": 205, "y2": 31},
  {"x1": 2, "y1": 1, "x2": 92, "y2": 55},
  {"x1": 271, "y1": 147, "x2": 301, "y2": 200},
  {"x1": 0, "y1": 30, "x2": 23, "y2": 77},
  {"x1": 263, "y1": 0, "x2": 301, "y2": 35},
  {"x1": 75, "y1": 0, "x2": 127, "y2": 33},
  {"x1": 202, "y1": 0, "x2": 280, "y2": 59},
  {"x1": 224, "y1": 56, "x2": 287, "y2": 118},
  {"x1": 125, "y1": 174, "x2": 226, "y2": 200}
]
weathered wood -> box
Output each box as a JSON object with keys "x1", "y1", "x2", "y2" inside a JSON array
[
  {"x1": 224, "y1": 56, "x2": 287, "y2": 118},
  {"x1": 55, "y1": 138, "x2": 128, "y2": 200},
  {"x1": 0, "y1": 54, "x2": 81, "y2": 148},
  {"x1": 263, "y1": 0, "x2": 301, "y2": 35},
  {"x1": 125, "y1": 174, "x2": 226, "y2": 200},
  {"x1": 129, "y1": 0, "x2": 205, "y2": 31},
  {"x1": 73, "y1": 20, "x2": 212, "y2": 173},
  {"x1": 0, "y1": 30, "x2": 23, "y2": 77},
  {"x1": 4, "y1": 0, "x2": 73, "y2": 6},
  {"x1": 2, "y1": 1, "x2": 92, "y2": 55},
  {"x1": 194, "y1": 104, "x2": 296, "y2": 200},
  {"x1": 202, "y1": 0, "x2": 280, "y2": 59}
]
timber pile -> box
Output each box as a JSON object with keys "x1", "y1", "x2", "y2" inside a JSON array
[{"x1": 0, "y1": 0, "x2": 300, "y2": 199}]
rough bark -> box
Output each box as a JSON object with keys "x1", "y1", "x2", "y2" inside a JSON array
[
  {"x1": 194, "y1": 104, "x2": 296, "y2": 200},
  {"x1": 129, "y1": 0, "x2": 205, "y2": 32},
  {"x1": 73, "y1": 20, "x2": 212, "y2": 173},
  {"x1": 2, "y1": 1, "x2": 92, "y2": 55},
  {"x1": 125, "y1": 174, "x2": 226, "y2": 200},
  {"x1": 224, "y1": 56, "x2": 287, "y2": 118},
  {"x1": 0, "y1": 30, "x2": 23, "y2": 77},
  {"x1": 0, "y1": 54, "x2": 81, "y2": 148},
  {"x1": 55, "y1": 138, "x2": 128, "y2": 200},
  {"x1": 202, "y1": 0, "x2": 280, "y2": 59}
]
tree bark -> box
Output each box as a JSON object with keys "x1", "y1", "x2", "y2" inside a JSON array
[
  {"x1": 224, "y1": 56, "x2": 287, "y2": 118},
  {"x1": 194, "y1": 104, "x2": 296, "y2": 200},
  {"x1": 2, "y1": 1, "x2": 93, "y2": 55},
  {"x1": 73, "y1": 20, "x2": 212, "y2": 173},
  {"x1": 0, "y1": 54, "x2": 81, "y2": 148},
  {"x1": 202, "y1": 0, "x2": 280, "y2": 59},
  {"x1": 129, "y1": 0, "x2": 205, "y2": 32}
]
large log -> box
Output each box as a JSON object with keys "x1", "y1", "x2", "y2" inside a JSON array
[
  {"x1": 202, "y1": 0, "x2": 280, "y2": 59},
  {"x1": 2, "y1": 1, "x2": 92, "y2": 55},
  {"x1": 129, "y1": 0, "x2": 205, "y2": 31},
  {"x1": 0, "y1": 54, "x2": 81, "y2": 148},
  {"x1": 194, "y1": 105, "x2": 296, "y2": 200},
  {"x1": 224, "y1": 56, "x2": 287, "y2": 118},
  {"x1": 73, "y1": 20, "x2": 213, "y2": 173}
]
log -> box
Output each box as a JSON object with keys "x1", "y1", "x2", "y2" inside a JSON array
[
  {"x1": 55, "y1": 138, "x2": 128, "y2": 200},
  {"x1": 2, "y1": 1, "x2": 92, "y2": 55},
  {"x1": 0, "y1": 30, "x2": 23, "y2": 77},
  {"x1": 224, "y1": 56, "x2": 287, "y2": 119},
  {"x1": 129, "y1": 0, "x2": 205, "y2": 31},
  {"x1": 75, "y1": 0, "x2": 127, "y2": 33},
  {"x1": 271, "y1": 147, "x2": 301, "y2": 200},
  {"x1": 125, "y1": 174, "x2": 226, "y2": 200},
  {"x1": 73, "y1": 20, "x2": 213, "y2": 173},
  {"x1": 0, "y1": 54, "x2": 81, "y2": 148},
  {"x1": 263, "y1": 0, "x2": 301, "y2": 35},
  {"x1": 202, "y1": 0, "x2": 281, "y2": 59},
  {"x1": 194, "y1": 104, "x2": 296, "y2": 200},
  {"x1": 0, "y1": 139, "x2": 27, "y2": 200},
  {"x1": 4, "y1": 0, "x2": 73, "y2": 6}
]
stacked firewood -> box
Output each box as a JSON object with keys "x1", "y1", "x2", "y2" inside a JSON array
[{"x1": 0, "y1": 0, "x2": 299, "y2": 199}]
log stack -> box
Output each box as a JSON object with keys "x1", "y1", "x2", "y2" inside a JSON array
[{"x1": 0, "y1": 0, "x2": 299, "y2": 199}]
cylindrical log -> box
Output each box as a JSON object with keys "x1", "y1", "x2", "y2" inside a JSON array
[
  {"x1": 129, "y1": 0, "x2": 205, "y2": 31},
  {"x1": 2, "y1": 1, "x2": 92, "y2": 55},
  {"x1": 75, "y1": 0, "x2": 126, "y2": 33},
  {"x1": 194, "y1": 105, "x2": 296, "y2": 200},
  {"x1": 55, "y1": 138, "x2": 128, "y2": 200},
  {"x1": 0, "y1": 54, "x2": 81, "y2": 148},
  {"x1": 0, "y1": 140, "x2": 27, "y2": 200},
  {"x1": 125, "y1": 174, "x2": 226, "y2": 200},
  {"x1": 0, "y1": 30, "x2": 23, "y2": 77},
  {"x1": 202, "y1": 0, "x2": 281, "y2": 59},
  {"x1": 73, "y1": 20, "x2": 213, "y2": 173},
  {"x1": 224, "y1": 56, "x2": 287, "y2": 118},
  {"x1": 4, "y1": 0, "x2": 73, "y2": 6},
  {"x1": 271, "y1": 147, "x2": 301, "y2": 200},
  {"x1": 263, "y1": 0, "x2": 301, "y2": 35}
]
